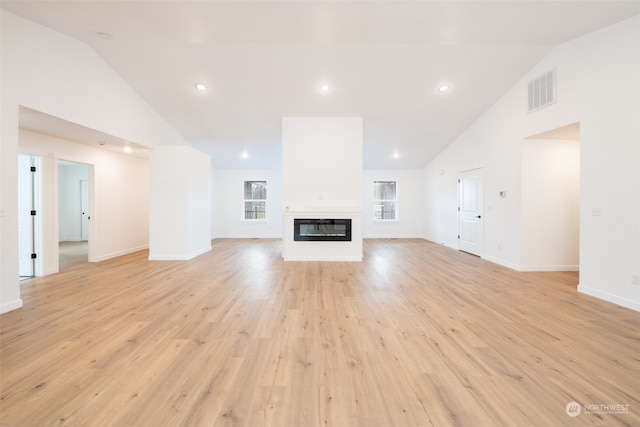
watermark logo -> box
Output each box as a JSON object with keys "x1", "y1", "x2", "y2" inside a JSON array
[
  {"x1": 565, "y1": 401, "x2": 630, "y2": 417},
  {"x1": 565, "y1": 401, "x2": 581, "y2": 417}
]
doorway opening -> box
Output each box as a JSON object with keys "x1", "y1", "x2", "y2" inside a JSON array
[
  {"x1": 522, "y1": 122, "x2": 580, "y2": 271},
  {"x1": 58, "y1": 160, "x2": 90, "y2": 269},
  {"x1": 18, "y1": 154, "x2": 41, "y2": 280}
]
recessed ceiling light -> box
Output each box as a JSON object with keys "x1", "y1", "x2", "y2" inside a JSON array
[
  {"x1": 392, "y1": 151, "x2": 400, "y2": 159},
  {"x1": 195, "y1": 83, "x2": 207, "y2": 91},
  {"x1": 241, "y1": 150, "x2": 248, "y2": 159},
  {"x1": 320, "y1": 84, "x2": 329, "y2": 92},
  {"x1": 97, "y1": 140, "x2": 106, "y2": 146},
  {"x1": 98, "y1": 32, "x2": 112, "y2": 40},
  {"x1": 123, "y1": 146, "x2": 132, "y2": 153},
  {"x1": 439, "y1": 85, "x2": 450, "y2": 92}
]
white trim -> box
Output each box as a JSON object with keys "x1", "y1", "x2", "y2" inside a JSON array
[
  {"x1": 213, "y1": 234, "x2": 282, "y2": 239},
  {"x1": 148, "y1": 245, "x2": 211, "y2": 261},
  {"x1": 365, "y1": 234, "x2": 422, "y2": 239},
  {"x1": 94, "y1": 245, "x2": 149, "y2": 262},
  {"x1": 519, "y1": 264, "x2": 579, "y2": 272},
  {"x1": 422, "y1": 236, "x2": 458, "y2": 250},
  {"x1": 578, "y1": 285, "x2": 640, "y2": 313},
  {"x1": 1, "y1": 299, "x2": 23, "y2": 314},
  {"x1": 243, "y1": 180, "x2": 267, "y2": 221},
  {"x1": 373, "y1": 180, "x2": 398, "y2": 221},
  {"x1": 481, "y1": 255, "x2": 520, "y2": 271}
]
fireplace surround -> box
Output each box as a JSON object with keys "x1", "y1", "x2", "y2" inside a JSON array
[{"x1": 282, "y1": 211, "x2": 362, "y2": 261}]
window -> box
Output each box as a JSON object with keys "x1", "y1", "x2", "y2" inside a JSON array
[
  {"x1": 243, "y1": 181, "x2": 266, "y2": 220},
  {"x1": 373, "y1": 181, "x2": 397, "y2": 220}
]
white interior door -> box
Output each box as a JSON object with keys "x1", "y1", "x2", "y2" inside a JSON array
[
  {"x1": 18, "y1": 154, "x2": 34, "y2": 277},
  {"x1": 459, "y1": 168, "x2": 483, "y2": 256},
  {"x1": 81, "y1": 179, "x2": 89, "y2": 241}
]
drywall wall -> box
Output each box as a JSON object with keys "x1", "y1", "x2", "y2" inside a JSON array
[
  {"x1": 212, "y1": 168, "x2": 428, "y2": 240},
  {"x1": 149, "y1": 146, "x2": 211, "y2": 260},
  {"x1": 424, "y1": 16, "x2": 639, "y2": 310},
  {"x1": 363, "y1": 169, "x2": 425, "y2": 238},
  {"x1": 282, "y1": 117, "x2": 363, "y2": 212},
  {"x1": 19, "y1": 129, "x2": 149, "y2": 273},
  {"x1": 521, "y1": 138, "x2": 580, "y2": 271},
  {"x1": 1, "y1": 10, "x2": 189, "y2": 314},
  {"x1": 214, "y1": 169, "x2": 282, "y2": 238}
]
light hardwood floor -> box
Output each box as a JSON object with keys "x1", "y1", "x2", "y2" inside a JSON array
[
  {"x1": 59, "y1": 241, "x2": 88, "y2": 270},
  {"x1": 1, "y1": 239, "x2": 639, "y2": 426}
]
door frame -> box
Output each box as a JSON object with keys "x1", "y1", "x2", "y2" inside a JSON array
[
  {"x1": 57, "y1": 160, "x2": 95, "y2": 267},
  {"x1": 458, "y1": 167, "x2": 484, "y2": 257}
]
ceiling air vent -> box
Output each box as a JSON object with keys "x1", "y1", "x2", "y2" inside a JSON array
[{"x1": 527, "y1": 69, "x2": 556, "y2": 113}]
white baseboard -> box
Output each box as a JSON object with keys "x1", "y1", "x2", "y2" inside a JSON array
[
  {"x1": 188, "y1": 245, "x2": 212, "y2": 259},
  {"x1": 212, "y1": 234, "x2": 282, "y2": 239},
  {"x1": 42, "y1": 267, "x2": 59, "y2": 276},
  {"x1": 363, "y1": 234, "x2": 425, "y2": 239},
  {"x1": 422, "y1": 236, "x2": 458, "y2": 251},
  {"x1": 94, "y1": 244, "x2": 149, "y2": 262},
  {"x1": 578, "y1": 285, "x2": 640, "y2": 312},
  {"x1": 518, "y1": 264, "x2": 579, "y2": 272},
  {"x1": 1, "y1": 299, "x2": 23, "y2": 314},
  {"x1": 480, "y1": 255, "x2": 520, "y2": 271},
  {"x1": 148, "y1": 245, "x2": 212, "y2": 261}
]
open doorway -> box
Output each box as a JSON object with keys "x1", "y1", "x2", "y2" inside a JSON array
[
  {"x1": 58, "y1": 160, "x2": 90, "y2": 269},
  {"x1": 522, "y1": 122, "x2": 580, "y2": 271}
]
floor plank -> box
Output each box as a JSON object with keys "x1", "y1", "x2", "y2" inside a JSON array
[{"x1": 1, "y1": 239, "x2": 639, "y2": 426}]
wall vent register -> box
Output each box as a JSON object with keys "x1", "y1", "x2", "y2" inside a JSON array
[
  {"x1": 527, "y1": 68, "x2": 556, "y2": 113},
  {"x1": 293, "y1": 218, "x2": 352, "y2": 241}
]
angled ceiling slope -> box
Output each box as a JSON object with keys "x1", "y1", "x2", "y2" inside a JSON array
[{"x1": 3, "y1": 1, "x2": 639, "y2": 169}]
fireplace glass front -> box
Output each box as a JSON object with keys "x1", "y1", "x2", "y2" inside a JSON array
[{"x1": 293, "y1": 218, "x2": 352, "y2": 241}]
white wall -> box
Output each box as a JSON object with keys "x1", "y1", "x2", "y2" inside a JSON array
[
  {"x1": 58, "y1": 163, "x2": 89, "y2": 242},
  {"x1": 20, "y1": 129, "x2": 149, "y2": 274},
  {"x1": 424, "y1": 16, "x2": 640, "y2": 311},
  {"x1": 363, "y1": 169, "x2": 424, "y2": 238},
  {"x1": 149, "y1": 146, "x2": 211, "y2": 260},
  {"x1": 282, "y1": 117, "x2": 363, "y2": 261},
  {"x1": 521, "y1": 138, "x2": 580, "y2": 271},
  {"x1": 1, "y1": 11, "x2": 190, "y2": 314},
  {"x1": 282, "y1": 117, "x2": 363, "y2": 212},
  {"x1": 214, "y1": 169, "x2": 282, "y2": 238},
  {"x1": 212, "y1": 168, "x2": 427, "y2": 240}
]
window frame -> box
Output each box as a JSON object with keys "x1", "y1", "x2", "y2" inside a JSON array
[
  {"x1": 373, "y1": 180, "x2": 398, "y2": 221},
  {"x1": 242, "y1": 180, "x2": 267, "y2": 221}
]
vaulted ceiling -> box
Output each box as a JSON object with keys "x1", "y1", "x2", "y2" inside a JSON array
[{"x1": 3, "y1": 1, "x2": 639, "y2": 169}]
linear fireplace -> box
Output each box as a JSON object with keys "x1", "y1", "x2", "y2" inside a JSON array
[{"x1": 293, "y1": 218, "x2": 352, "y2": 241}]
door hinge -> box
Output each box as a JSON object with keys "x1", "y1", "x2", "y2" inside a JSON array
[
  {"x1": 30, "y1": 166, "x2": 36, "y2": 172},
  {"x1": 31, "y1": 253, "x2": 37, "y2": 259},
  {"x1": 30, "y1": 210, "x2": 36, "y2": 216},
  {"x1": 457, "y1": 207, "x2": 460, "y2": 212},
  {"x1": 457, "y1": 234, "x2": 460, "y2": 239}
]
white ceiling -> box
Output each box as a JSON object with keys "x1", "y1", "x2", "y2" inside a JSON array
[
  {"x1": 3, "y1": 1, "x2": 639, "y2": 169},
  {"x1": 19, "y1": 107, "x2": 150, "y2": 159}
]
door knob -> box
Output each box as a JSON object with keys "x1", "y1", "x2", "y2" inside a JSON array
[{"x1": 476, "y1": 215, "x2": 481, "y2": 219}]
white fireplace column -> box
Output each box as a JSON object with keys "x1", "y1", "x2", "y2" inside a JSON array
[{"x1": 281, "y1": 117, "x2": 363, "y2": 261}]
